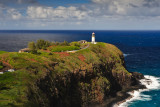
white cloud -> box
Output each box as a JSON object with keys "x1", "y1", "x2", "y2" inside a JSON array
[
  {"x1": 27, "y1": 6, "x2": 89, "y2": 21},
  {"x1": 1, "y1": 0, "x2": 160, "y2": 29},
  {"x1": 7, "y1": 8, "x2": 22, "y2": 20},
  {"x1": 0, "y1": 0, "x2": 38, "y2": 5},
  {"x1": 91, "y1": 0, "x2": 160, "y2": 16}
]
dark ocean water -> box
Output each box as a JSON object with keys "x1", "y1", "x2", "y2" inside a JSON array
[{"x1": 0, "y1": 30, "x2": 160, "y2": 107}]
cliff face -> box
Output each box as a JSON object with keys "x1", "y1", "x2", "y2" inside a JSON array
[
  {"x1": 27, "y1": 43, "x2": 143, "y2": 107},
  {"x1": 0, "y1": 43, "x2": 144, "y2": 107}
]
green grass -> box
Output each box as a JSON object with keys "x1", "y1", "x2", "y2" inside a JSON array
[
  {"x1": 70, "y1": 42, "x2": 80, "y2": 47},
  {"x1": 0, "y1": 65, "x2": 3, "y2": 69},
  {"x1": 0, "y1": 72, "x2": 28, "y2": 106},
  {"x1": 0, "y1": 42, "x2": 131, "y2": 106},
  {"x1": 51, "y1": 46, "x2": 80, "y2": 52},
  {"x1": 0, "y1": 51, "x2": 7, "y2": 55},
  {"x1": 0, "y1": 61, "x2": 3, "y2": 70}
]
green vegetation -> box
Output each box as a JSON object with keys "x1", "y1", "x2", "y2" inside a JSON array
[
  {"x1": 50, "y1": 46, "x2": 80, "y2": 52},
  {"x1": 0, "y1": 41, "x2": 131, "y2": 107},
  {"x1": 0, "y1": 61, "x2": 3, "y2": 69},
  {"x1": 36, "y1": 39, "x2": 51, "y2": 50},
  {"x1": 60, "y1": 40, "x2": 70, "y2": 46},
  {"x1": 27, "y1": 39, "x2": 81, "y2": 53},
  {"x1": 70, "y1": 42, "x2": 81, "y2": 47},
  {"x1": 0, "y1": 51, "x2": 7, "y2": 55},
  {"x1": 28, "y1": 42, "x2": 37, "y2": 54},
  {"x1": 0, "y1": 72, "x2": 27, "y2": 106}
]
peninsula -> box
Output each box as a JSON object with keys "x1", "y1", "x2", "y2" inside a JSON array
[{"x1": 0, "y1": 35, "x2": 145, "y2": 107}]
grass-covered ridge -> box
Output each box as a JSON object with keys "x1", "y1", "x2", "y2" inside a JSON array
[
  {"x1": 50, "y1": 46, "x2": 80, "y2": 52},
  {"x1": 0, "y1": 41, "x2": 131, "y2": 107},
  {"x1": 27, "y1": 39, "x2": 86, "y2": 54},
  {"x1": 0, "y1": 51, "x2": 7, "y2": 55}
]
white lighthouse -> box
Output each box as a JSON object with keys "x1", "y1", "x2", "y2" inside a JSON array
[{"x1": 91, "y1": 32, "x2": 96, "y2": 44}]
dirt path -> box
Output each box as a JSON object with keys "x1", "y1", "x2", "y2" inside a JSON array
[
  {"x1": 41, "y1": 43, "x2": 90, "y2": 54},
  {"x1": 67, "y1": 43, "x2": 90, "y2": 53}
]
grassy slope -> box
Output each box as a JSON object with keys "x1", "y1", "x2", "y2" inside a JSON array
[
  {"x1": 0, "y1": 43, "x2": 130, "y2": 106},
  {"x1": 50, "y1": 46, "x2": 80, "y2": 52},
  {"x1": 0, "y1": 51, "x2": 7, "y2": 70},
  {"x1": 0, "y1": 51, "x2": 7, "y2": 55},
  {"x1": 0, "y1": 52, "x2": 55, "y2": 106}
]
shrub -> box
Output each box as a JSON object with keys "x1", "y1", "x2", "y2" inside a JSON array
[
  {"x1": 48, "y1": 52, "x2": 53, "y2": 55},
  {"x1": 36, "y1": 39, "x2": 51, "y2": 49},
  {"x1": 28, "y1": 42, "x2": 37, "y2": 54},
  {"x1": 55, "y1": 42, "x2": 60, "y2": 46},
  {"x1": 0, "y1": 66, "x2": 3, "y2": 70},
  {"x1": 0, "y1": 61, "x2": 3, "y2": 66},
  {"x1": 60, "y1": 40, "x2": 70, "y2": 46},
  {"x1": 0, "y1": 61, "x2": 3, "y2": 69},
  {"x1": 70, "y1": 42, "x2": 80, "y2": 47}
]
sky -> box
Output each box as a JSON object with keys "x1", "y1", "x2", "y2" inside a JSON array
[{"x1": 0, "y1": 0, "x2": 160, "y2": 30}]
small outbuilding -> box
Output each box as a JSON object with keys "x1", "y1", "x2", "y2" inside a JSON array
[
  {"x1": 19, "y1": 48, "x2": 30, "y2": 53},
  {"x1": 79, "y1": 40, "x2": 88, "y2": 44},
  {"x1": 5, "y1": 69, "x2": 15, "y2": 72}
]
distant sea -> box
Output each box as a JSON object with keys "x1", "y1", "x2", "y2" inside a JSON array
[{"x1": 0, "y1": 30, "x2": 160, "y2": 107}]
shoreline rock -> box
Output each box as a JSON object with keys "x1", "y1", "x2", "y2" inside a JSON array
[{"x1": 89, "y1": 72, "x2": 146, "y2": 107}]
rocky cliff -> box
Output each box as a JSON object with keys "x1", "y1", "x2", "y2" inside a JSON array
[{"x1": 0, "y1": 42, "x2": 144, "y2": 107}]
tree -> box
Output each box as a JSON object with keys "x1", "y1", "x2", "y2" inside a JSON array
[
  {"x1": 28, "y1": 42, "x2": 37, "y2": 54},
  {"x1": 36, "y1": 39, "x2": 51, "y2": 50},
  {"x1": 55, "y1": 42, "x2": 60, "y2": 46},
  {"x1": 60, "y1": 40, "x2": 69, "y2": 46},
  {"x1": 36, "y1": 39, "x2": 45, "y2": 49}
]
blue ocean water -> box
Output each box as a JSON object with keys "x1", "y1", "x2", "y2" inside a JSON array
[{"x1": 0, "y1": 30, "x2": 160, "y2": 107}]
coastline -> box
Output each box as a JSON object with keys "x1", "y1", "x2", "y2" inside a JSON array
[
  {"x1": 90, "y1": 73, "x2": 146, "y2": 107},
  {"x1": 90, "y1": 74, "x2": 160, "y2": 107},
  {"x1": 106, "y1": 83, "x2": 146, "y2": 107},
  {"x1": 91, "y1": 84, "x2": 146, "y2": 107},
  {"x1": 112, "y1": 82, "x2": 146, "y2": 107},
  {"x1": 114, "y1": 75, "x2": 160, "y2": 107}
]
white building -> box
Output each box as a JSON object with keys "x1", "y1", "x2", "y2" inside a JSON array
[
  {"x1": 91, "y1": 32, "x2": 96, "y2": 44},
  {"x1": 19, "y1": 48, "x2": 30, "y2": 53},
  {"x1": 5, "y1": 69, "x2": 15, "y2": 72}
]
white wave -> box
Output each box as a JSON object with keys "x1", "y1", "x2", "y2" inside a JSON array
[
  {"x1": 140, "y1": 75, "x2": 160, "y2": 90},
  {"x1": 115, "y1": 75, "x2": 160, "y2": 107},
  {"x1": 123, "y1": 54, "x2": 131, "y2": 57}
]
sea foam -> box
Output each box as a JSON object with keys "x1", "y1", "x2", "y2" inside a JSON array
[
  {"x1": 123, "y1": 54, "x2": 131, "y2": 57},
  {"x1": 115, "y1": 75, "x2": 160, "y2": 107}
]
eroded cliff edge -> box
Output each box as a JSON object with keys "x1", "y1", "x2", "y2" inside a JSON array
[{"x1": 0, "y1": 42, "x2": 144, "y2": 107}]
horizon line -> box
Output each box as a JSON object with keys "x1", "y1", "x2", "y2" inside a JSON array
[{"x1": 0, "y1": 29, "x2": 160, "y2": 31}]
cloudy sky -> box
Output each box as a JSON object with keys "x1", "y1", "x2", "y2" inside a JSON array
[{"x1": 0, "y1": 0, "x2": 160, "y2": 30}]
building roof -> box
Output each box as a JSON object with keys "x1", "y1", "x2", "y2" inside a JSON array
[
  {"x1": 19, "y1": 48, "x2": 30, "y2": 52},
  {"x1": 79, "y1": 40, "x2": 87, "y2": 43}
]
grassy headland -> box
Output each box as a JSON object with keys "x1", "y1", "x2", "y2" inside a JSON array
[{"x1": 0, "y1": 40, "x2": 143, "y2": 107}]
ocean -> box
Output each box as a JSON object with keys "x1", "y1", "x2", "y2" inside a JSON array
[{"x1": 0, "y1": 30, "x2": 160, "y2": 107}]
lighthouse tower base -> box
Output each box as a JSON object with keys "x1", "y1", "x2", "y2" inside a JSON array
[{"x1": 92, "y1": 41, "x2": 97, "y2": 44}]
